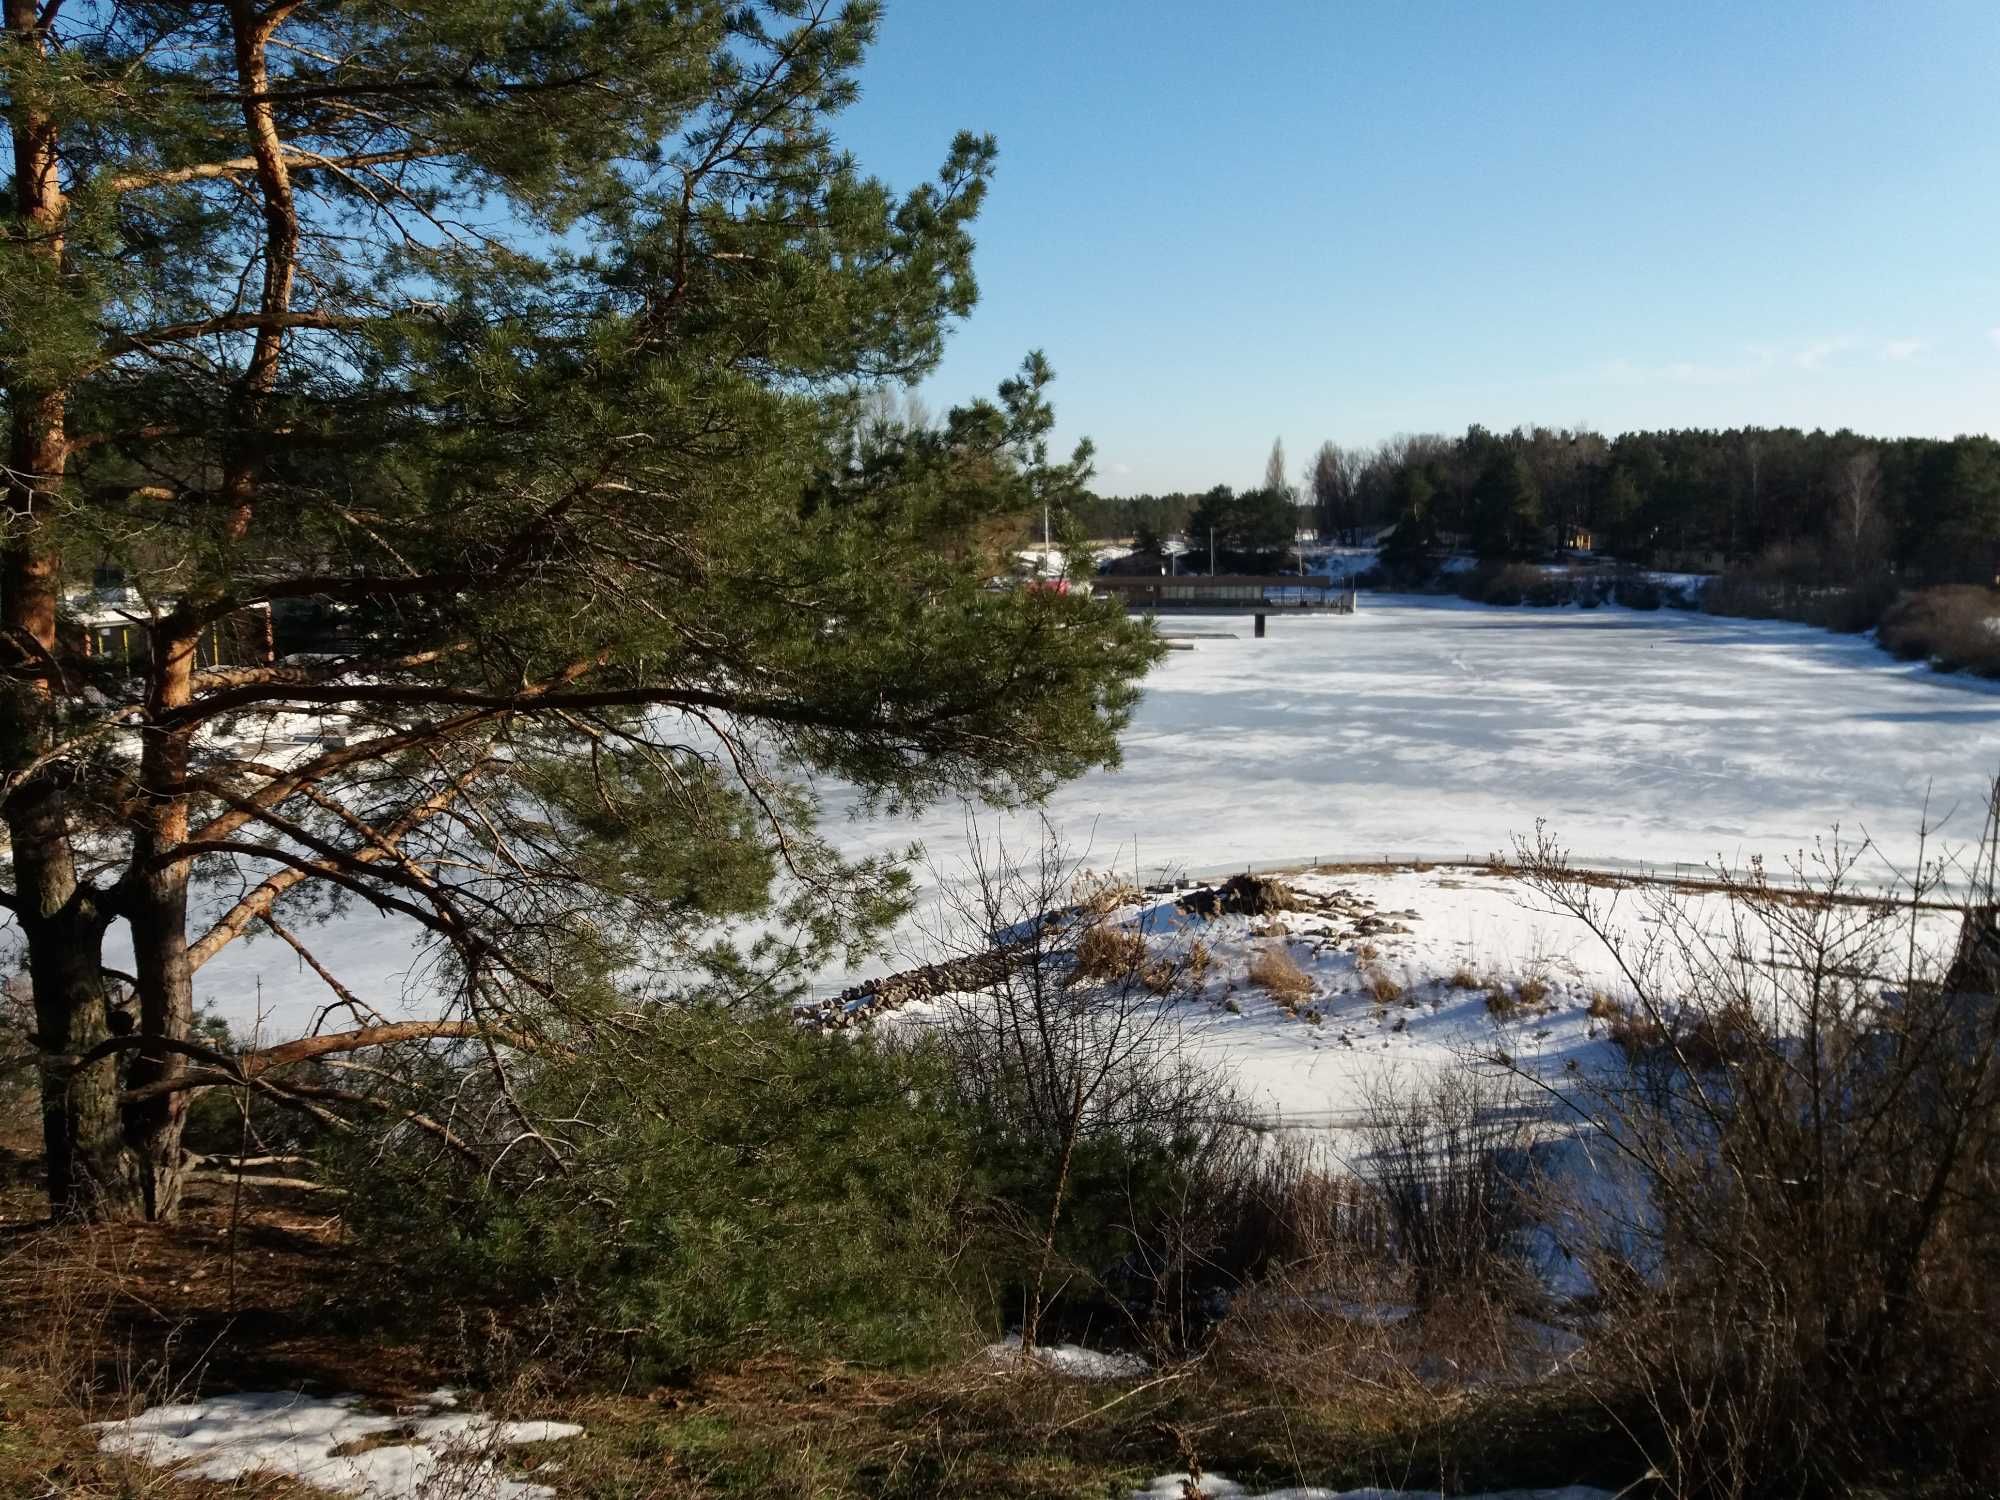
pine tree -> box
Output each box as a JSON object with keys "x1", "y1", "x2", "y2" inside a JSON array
[
  {"x1": 1602, "y1": 468, "x2": 1645, "y2": 556},
  {"x1": 2, "y1": 3, "x2": 1160, "y2": 1219},
  {"x1": 1379, "y1": 466, "x2": 1438, "y2": 575},
  {"x1": 1503, "y1": 454, "x2": 1543, "y2": 555}
]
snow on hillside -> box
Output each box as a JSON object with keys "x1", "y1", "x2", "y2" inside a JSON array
[{"x1": 878, "y1": 864, "x2": 1967, "y2": 1137}]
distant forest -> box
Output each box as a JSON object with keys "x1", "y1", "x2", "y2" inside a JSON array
[{"x1": 1077, "y1": 426, "x2": 2000, "y2": 588}]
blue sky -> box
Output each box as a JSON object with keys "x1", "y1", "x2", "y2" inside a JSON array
[{"x1": 835, "y1": 1, "x2": 2000, "y2": 495}]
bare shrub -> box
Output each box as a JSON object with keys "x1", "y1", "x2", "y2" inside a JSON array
[
  {"x1": 926, "y1": 821, "x2": 1230, "y2": 1356},
  {"x1": 1211, "y1": 1072, "x2": 1556, "y2": 1406},
  {"x1": 1352, "y1": 1070, "x2": 1538, "y2": 1306},
  {"x1": 1607, "y1": 1013, "x2": 1665, "y2": 1060},
  {"x1": 1513, "y1": 794, "x2": 2000, "y2": 1496},
  {"x1": 1879, "y1": 585, "x2": 2000, "y2": 677}
]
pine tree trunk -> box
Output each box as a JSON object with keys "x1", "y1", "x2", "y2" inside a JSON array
[
  {"x1": 123, "y1": 862, "x2": 194, "y2": 1220},
  {"x1": 14, "y1": 807, "x2": 136, "y2": 1216},
  {"x1": 4, "y1": 15, "x2": 143, "y2": 1218},
  {"x1": 3, "y1": 390, "x2": 142, "y2": 1215},
  {"x1": 125, "y1": 625, "x2": 200, "y2": 1221}
]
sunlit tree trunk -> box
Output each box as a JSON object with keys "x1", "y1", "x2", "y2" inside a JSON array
[{"x1": 4, "y1": 2, "x2": 141, "y2": 1213}]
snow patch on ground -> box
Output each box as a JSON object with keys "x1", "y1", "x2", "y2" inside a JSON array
[
  {"x1": 983, "y1": 1335, "x2": 1150, "y2": 1380},
  {"x1": 1130, "y1": 1477, "x2": 1615, "y2": 1499},
  {"x1": 93, "y1": 1390, "x2": 582, "y2": 1500}
]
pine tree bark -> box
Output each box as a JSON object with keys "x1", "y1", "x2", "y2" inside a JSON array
[
  {"x1": 124, "y1": 626, "x2": 199, "y2": 1219},
  {"x1": 111, "y1": 4, "x2": 302, "y2": 1218},
  {"x1": 12, "y1": 787, "x2": 134, "y2": 1215},
  {"x1": 5, "y1": 3, "x2": 141, "y2": 1214}
]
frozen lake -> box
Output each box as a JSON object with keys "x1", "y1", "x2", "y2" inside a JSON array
[
  {"x1": 182, "y1": 598, "x2": 2000, "y2": 1029},
  {"x1": 831, "y1": 596, "x2": 2000, "y2": 887}
]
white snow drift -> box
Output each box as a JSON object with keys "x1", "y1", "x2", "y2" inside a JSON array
[{"x1": 92, "y1": 1388, "x2": 581, "y2": 1500}]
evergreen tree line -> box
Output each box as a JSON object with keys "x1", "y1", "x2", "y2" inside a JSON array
[{"x1": 1076, "y1": 426, "x2": 2000, "y2": 588}]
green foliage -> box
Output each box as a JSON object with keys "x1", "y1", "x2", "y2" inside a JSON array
[
  {"x1": 1185, "y1": 485, "x2": 1298, "y2": 571},
  {"x1": 960, "y1": 1105, "x2": 1231, "y2": 1332},
  {"x1": 1377, "y1": 466, "x2": 1439, "y2": 579},
  {"x1": 1198, "y1": 424, "x2": 2000, "y2": 588},
  {"x1": 334, "y1": 1011, "x2": 981, "y2": 1375},
  {"x1": 3, "y1": 1, "x2": 1169, "y2": 1219}
]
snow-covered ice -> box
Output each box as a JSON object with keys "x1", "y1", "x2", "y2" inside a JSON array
[
  {"x1": 92, "y1": 1389, "x2": 582, "y2": 1500},
  {"x1": 154, "y1": 598, "x2": 2000, "y2": 1034},
  {"x1": 826, "y1": 597, "x2": 1999, "y2": 896}
]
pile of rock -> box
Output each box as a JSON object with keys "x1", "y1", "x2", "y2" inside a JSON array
[
  {"x1": 1176, "y1": 873, "x2": 1300, "y2": 919},
  {"x1": 793, "y1": 946, "x2": 1019, "y2": 1030}
]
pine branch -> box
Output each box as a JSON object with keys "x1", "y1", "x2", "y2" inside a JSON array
[{"x1": 101, "y1": 148, "x2": 446, "y2": 195}]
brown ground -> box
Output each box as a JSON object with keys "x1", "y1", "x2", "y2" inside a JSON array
[{"x1": 0, "y1": 1098, "x2": 1632, "y2": 1500}]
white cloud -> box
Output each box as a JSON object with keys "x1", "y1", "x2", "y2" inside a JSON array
[
  {"x1": 1590, "y1": 347, "x2": 1777, "y2": 388},
  {"x1": 1988, "y1": 326, "x2": 2000, "y2": 352},
  {"x1": 1582, "y1": 335, "x2": 1882, "y2": 388},
  {"x1": 1881, "y1": 338, "x2": 1926, "y2": 362},
  {"x1": 1793, "y1": 336, "x2": 1860, "y2": 370}
]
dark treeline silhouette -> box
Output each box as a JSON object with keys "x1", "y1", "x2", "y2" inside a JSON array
[{"x1": 1083, "y1": 425, "x2": 2000, "y2": 589}]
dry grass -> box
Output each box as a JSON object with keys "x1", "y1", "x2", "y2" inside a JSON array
[
  {"x1": 1447, "y1": 966, "x2": 1482, "y2": 990},
  {"x1": 1587, "y1": 994, "x2": 1667, "y2": 1058},
  {"x1": 1187, "y1": 939, "x2": 1212, "y2": 982},
  {"x1": 1072, "y1": 922, "x2": 1148, "y2": 981},
  {"x1": 1483, "y1": 975, "x2": 1554, "y2": 1021},
  {"x1": 1071, "y1": 869, "x2": 1143, "y2": 918},
  {"x1": 1249, "y1": 945, "x2": 1315, "y2": 1004},
  {"x1": 0, "y1": 1098, "x2": 1647, "y2": 1500},
  {"x1": 1360, "y1": 966, "x2": 1404, "y2": 1005}
]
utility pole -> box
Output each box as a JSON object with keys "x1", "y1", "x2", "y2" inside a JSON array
[{"x1": 1209, "y1": 528, "x2": 1215, "y2": 576}]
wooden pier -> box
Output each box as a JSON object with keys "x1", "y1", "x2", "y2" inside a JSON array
[{"x1": 1092, "y1": 574, "x2": 1358, "y2": 616}]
